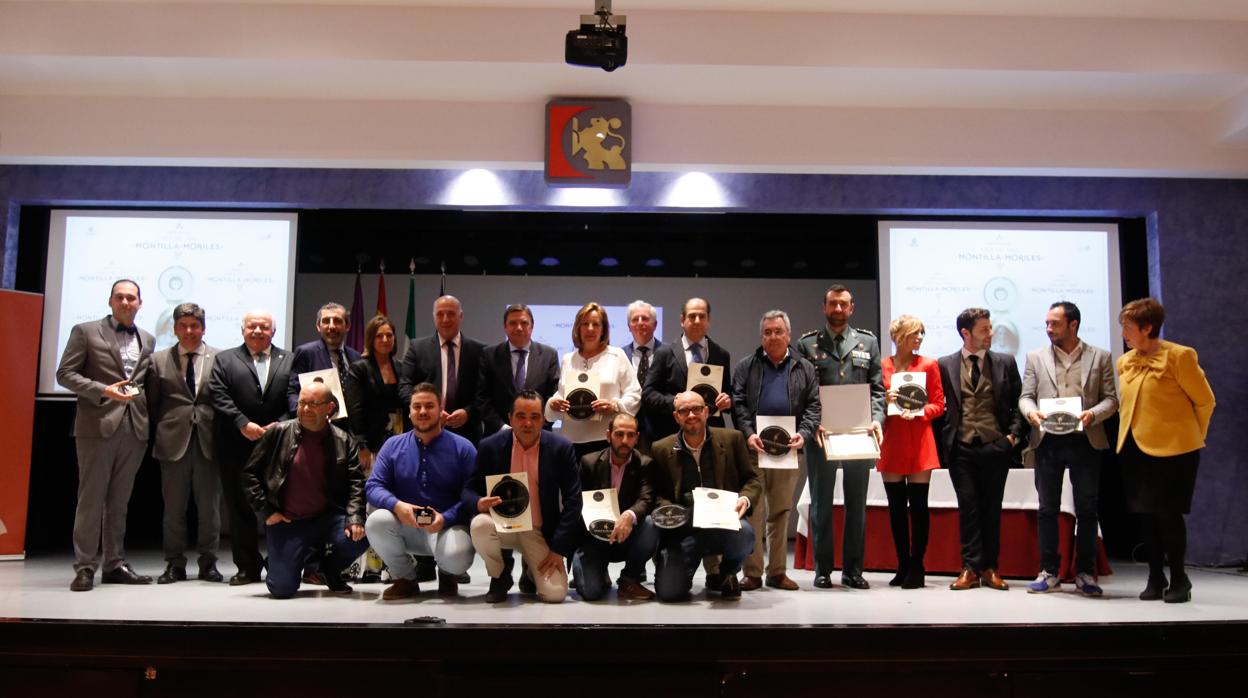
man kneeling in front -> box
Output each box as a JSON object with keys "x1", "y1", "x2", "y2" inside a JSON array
[{"x1": 243, "y1": 381, "x2": 368, "y2": 598}]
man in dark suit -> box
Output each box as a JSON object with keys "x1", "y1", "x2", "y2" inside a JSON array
[
  {"x1": 649, "y1": 391, "x2": 759, "y2": 602},
  {"x1": 207, "y1": 309, "x2": 294, "y2": 585},
  {"x1": 144, "y1": 302, "x2": 222, "y2": 584},
  {"x1": 572, "y1": 412, "x2": 658, "y2": 601},
  {"x1": 621, "y1": 299, "x2": 663, "y2": 454},
  {"x1": 56, "y1": 279, "x2": 156, "y2": 591},
  {"x1": 466, "y1": 390, "x2": 582, "y2": 604},
  {"x1": 797, "y1": 284, "x2": 884, "y2": 590},
  {"x1": 475, "y1": 303, "x2": 560, "y2": 437},
  {"x1": 936, "y1": 307, "x2": 1027, "y2": 591},
  {"x1": 640, "y1": 297, "x2": 732, "y2": 443},
  {"x1": 398, "y1": 295, "x2": 485, "y2": 445},
  {"x1": 286, "y1": 301, "x2": 362, "y2": 415}
]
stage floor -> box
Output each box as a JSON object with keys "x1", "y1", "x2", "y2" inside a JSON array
[{"x1": 3, "y1": 552, "x2": 1245, "y2": 626}]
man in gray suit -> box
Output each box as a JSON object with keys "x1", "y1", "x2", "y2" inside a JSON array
[
  {"x1": 145, "y1": 302, "x2": 223, "y2": 584},
  {"x1": 1019, "y1": 301, "x2": 1118, "y2": 597},
  {"x1": 56, "y1": 279, "x2": 156, "y2": 591}
]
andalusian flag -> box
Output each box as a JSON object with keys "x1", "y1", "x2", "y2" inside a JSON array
[{"x1": 403, "y1": 259, "x2": 417, "y2": 355}]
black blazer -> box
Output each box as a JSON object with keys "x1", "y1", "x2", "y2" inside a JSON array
[
  {"x1": 462, "y1": 429, "x2": 583, "y2": 558},
  {"x1": 622, "y1": 339, "x2": 663, "y2": 438},
  {"x1": 208, "y1": 344, "x2": 293, "y2": 464},
  {"x1": 578, "y1": 447, "x2": 654, "y2": 522},
  {"x1": 285, "y1": 339, "x2": 362, "y2": 414},
  {"x1": 640, "y1": 336, "x2": 732, "y2": 440},
  {"x1": 475, "y1": 340, "x2": 561, "y2": 436},
  {"x1": 398, "y1": 333, "x2": 486, "y2": 444},
  {"x1": 344, "y1": 356, "x2": 409, "y2": 453},
  {"x1": 935, "y1": 350, "x2": 1027, "y2": 461}
]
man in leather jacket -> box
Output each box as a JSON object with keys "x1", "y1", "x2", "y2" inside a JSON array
[{"x1": 242, "y1": 381, "x2": 368, "y2": 598}]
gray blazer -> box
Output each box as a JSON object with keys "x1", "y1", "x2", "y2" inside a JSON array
[
  {"x1": 146, "y1": 343, "x2": 218, "y2": 462},
  {"x1": 55, "y1": 316, "x2": 155, "y2": 439},
  {"x1": 1018, "y1": 341, "x2": 1118, "y2": 456}
]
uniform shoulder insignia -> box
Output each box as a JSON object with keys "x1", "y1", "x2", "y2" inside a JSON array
[
  {"x1": 853, "y1": 328, "x2": 876, "y2": 337},
  {"x1": 799, "y1": 330, "x2": 819, "y2": 339}
]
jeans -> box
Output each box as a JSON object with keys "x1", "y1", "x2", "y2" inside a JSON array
[
  {"x1": 364, "y1": 509, "x2": 474, "y2": 579},
  {"x1": 264, "y1": 512, "x2": 369, "y2": 599},
  {"x1": 572, "y1": 517, "x2": 660, "y2": 601},
  {"x1": 654, "y1": 519, "x2": 755, "y2": 603},
  {"x1": 1034, "y1": 435, "x2": 1101, "y2": 576}
]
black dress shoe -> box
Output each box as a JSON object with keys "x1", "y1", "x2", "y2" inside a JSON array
[
  {"x1": 842, "y1": 574, "x2": 870, "y2": 590},
  {"x1": 704, "y1": 573, "x2": 723, "y2": 593},
  {"x1": 157, "y1": 564, "x2": 187, "y2": 584},
  {"x1": 719, "y1": 574, "x2": 742, "y2": 599},
  {"x1": 438, "y1": 570, "x2": 459, "y2": 597},
  {"x1": 455, "y1": 572, "x2": 471, "y2": 584},
  {"x1": 813, "y1": 574, "x2": 834, "y2": 589},
  {"x1": 197, "y1": 562, "x2": 224, "y2": 583},
  {"x1": 485, "y1": 575, "x2": 514, "y2": 603},
  {"x1": 415, "y1": 556, "x2": 437, "y2": 583},
  {"x1": 325, "y1": 574, "x2": 353, "y2": 594},
  {"x1": 70, "y1": 568, "x2": 94, "y2": 592},
  {"x1": 518, "y1": 568, "x2": 537, "y2": 595},
  {"x1": 101, "y1": 564, "x2": 153, "y2": 585},
  {"x1": 229, "y1": 570, "x2": 262, "y2": 586}
]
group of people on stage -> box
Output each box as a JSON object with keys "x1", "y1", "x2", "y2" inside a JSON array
[{"x1": 56, "y1": 279, "x2": 1215, "y2": 605}]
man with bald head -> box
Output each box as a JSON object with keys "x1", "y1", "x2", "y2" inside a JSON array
[
  {"x1": 208, "y1": 309, "x2": 294, "y2": 585},
  {"x1": 242, "y1": 381, "x2": 368, "y2": 598},
  {"x1": 399, "y1": 295, "x2": 486, "y2": 446}
]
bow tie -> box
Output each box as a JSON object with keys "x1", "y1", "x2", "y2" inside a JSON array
[{"x1": 117, "y1": 324, "x2": 138, "y2": 335}]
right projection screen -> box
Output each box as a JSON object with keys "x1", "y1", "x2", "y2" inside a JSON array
[{"x1": 878, "y1": 221, "x2": 1123, "y2": 368}]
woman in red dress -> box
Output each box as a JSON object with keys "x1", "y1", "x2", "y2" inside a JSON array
[{"x1": 878, "y1": 315, "x2": 945, "y2": 589}]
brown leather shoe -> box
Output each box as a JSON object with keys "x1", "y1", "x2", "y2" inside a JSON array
[
  {"x1": 616, "y1": 577, "x2": 656, "y2": 601},
  {"x1": 765, "y1": 574, "x2": 800, "y2": 590},
  {"x1": 381, "y1": 578, "x2": 419, "y2": 601},
  {"x1": 981, "y1": 569, "x2": 1009, "y2": 590},
  {"x1": 740, "y1": 575, "x2": 763, "y2": 591},
  {"x1": 949, "y1": 568, "x2": 981, "y2": 590}
]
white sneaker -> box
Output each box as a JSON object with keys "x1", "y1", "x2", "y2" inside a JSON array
[{"x1": 1027, "y1": 571, "x2": 1060, "y2": 593}]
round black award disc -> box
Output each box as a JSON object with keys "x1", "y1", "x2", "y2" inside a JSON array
[
  {"x1": 1042, "y1": 411, "x2": 1080, "y2": 435},
  {"x1": 589, "y1": 519, "x2": 616, "y2": 542},
  {"x1": 896, "y1": 383, "x2": 928, "y2": 411},
  {"x1": 566, "y1": 387, "x2": 597, "y2": 420},
  {"x1": 651, "y1": 504, "x2": 690, "y2": 529},
  {"x1": 759, "y1": 426, "x2": 792, "y2": 456},
  {"x1": 489, "y1": 476, "x2": 530, "y2": 519},
  {"x1": 691, "y1": 383, "x2": 719, "y2": 416}
]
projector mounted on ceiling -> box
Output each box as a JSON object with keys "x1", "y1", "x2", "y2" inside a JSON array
[{"x1": 566, "y1": 1, "x2": 627, "y2": 72}]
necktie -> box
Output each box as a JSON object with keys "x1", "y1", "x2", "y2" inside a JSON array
[
  {"x1": 336, "y1": 348, "x2": 349, "y2": 386},
  {"x1": 969, "y1": 354, "x2": 981, "y2": 390},
  {"x1": 637, "y1": 346, "x2": 650, "y2": 386},
  {"x1": 513, "y1": 348, "x2": 528, "y2": 389},
  {"x1": 255, "y1": 352, "x2": 268, "y2": 389},
  {"x1": 690, "y1": 342, "x2": 704, "y2": 364},
  {"x1": 833, "y1": 333, "x2": 844, "y2": 356},
  {"x1": 444, "y1": 341, "x2": 458, "y2": 408},
  {"x1": 184, "y1": 351, "x2": 196, "y2": 396}
]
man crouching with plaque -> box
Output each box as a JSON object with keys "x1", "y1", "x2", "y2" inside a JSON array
[
  {"x1": 242, "y1": 381, "x2": 368, "y2": 598},
  {"x1": 649, "y1": 392, "x2": 760, "y2": 601},
  {"x1": 573, "y1": 413, "x2": 659, "y2": 601},
  {"x1": 467, "y1": 390, "x2": 582, "y2": 603},
  {"x1": 365, "y1": 383, "x2": 478, "y2": 600}
]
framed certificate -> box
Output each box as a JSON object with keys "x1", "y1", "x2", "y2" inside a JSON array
[
  {"x1": 1039, "y1": 396, "x2": 1084, "y2": 434},
  {"x1": 563, "y1": 368, "x2": 602, "y2": 421},
  {"x1": 887, "y1": 371, "x2": 928, "y2": 416},
  {"x1": 298, "y1": 368, "x2": 348, "y2": 420},
  {"x1": 686, "y1": 362, "x2": 724, "y2": 416},
  {"x1": 485, "y1": 472, "x2": 532, "y2": 533},
  {"x1": 820, "y1": 384, "x2": 880, "y2": 461},
  {"x1": 692, "y1": 487, "x2": 741, "y2": 531},
  {"x1": 756, "y1": 415, "x2": 798, "y2": 469},
  {"x1": 581, "y1": 488, "x2": 621, "y2": 541}
]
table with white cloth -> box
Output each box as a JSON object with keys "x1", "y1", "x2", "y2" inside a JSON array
[{"x1": 793, "y1": 468, "x2": 1111, "y2": 580}]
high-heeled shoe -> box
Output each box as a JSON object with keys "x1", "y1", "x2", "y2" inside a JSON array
[
  {"x1": 1163, "y1": 575, "x2": 1191, "y2": 604},
  {"x1": 889, "y1": 559, "x2": 910, "y2": 587},
  {"x1": 901, "y1": 562, "x2": 925, "y2": 589},
  {"x1": 1139, "y1": 575, "x2": 1168, "y2": 601}
]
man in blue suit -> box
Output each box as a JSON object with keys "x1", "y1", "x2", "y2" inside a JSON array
[
  {"x1": 286, "y1": 302, "x2": 362, "y2": 415},
  {"x1": 466, "y1": 390, "x2": 582, "y2": 604},
  {"x1": 621, "y1": 299, "x2": 662, "y2": 455}
]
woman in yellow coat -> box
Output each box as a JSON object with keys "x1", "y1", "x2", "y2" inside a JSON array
[{"x1": 1116, "y1": 298, "x2": 1215, "y2": 603}]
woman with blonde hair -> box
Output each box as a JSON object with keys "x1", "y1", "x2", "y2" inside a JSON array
[
  {"x1": 878, "y1": 315, "x2": 945, "y2": 589},
  {"x1": 1116, "y1": 298, "x2": 1215, "y2": 603}
]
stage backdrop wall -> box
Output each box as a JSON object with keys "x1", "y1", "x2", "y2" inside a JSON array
[{"x1": 1, "y1": 165, "x2": 1243, "y2": 566}]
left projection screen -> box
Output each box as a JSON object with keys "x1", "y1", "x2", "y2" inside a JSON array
[{"x1": 39, "y1": 210, "x2": 298, "y2": 395}]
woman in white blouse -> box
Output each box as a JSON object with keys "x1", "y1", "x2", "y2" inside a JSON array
[{"x1": 545, "y1": 302, "x2": 642, "y2": 458}]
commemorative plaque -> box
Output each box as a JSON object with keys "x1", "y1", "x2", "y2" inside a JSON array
[
  {"x1": 1039, "y1": 397, "x2": 1083, "y2": 435},
  {"x1": 756, "y1": 415, "x2": 799, "y2": 469},
  {"x1": 887, "y1": 372, "x2": 928, "y2": 416},
  {"x1": 563, "y1": 369, "x2": 601, "y2": 421},
  {"x1": 692, "y1": 487, "x2": 741, "y2": 531},
  {"x1": 485, "y1": 473, "x2": 532, "y2": 532},
  {"x1": 581, "y1": 488, "x2": 620, "y2": 541},
  {"x1": 819, "y1": 384, "x2": 880, "y2": 461},
  {"x1": 686, "y1": 362, "x2": 724, "y2": 416},
  {"x1": 414, "y1": 506, "x2": 436, "y2": 527},
  {"x1": 651, "y1": 504, "x2": 690, "y2": 530}
]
